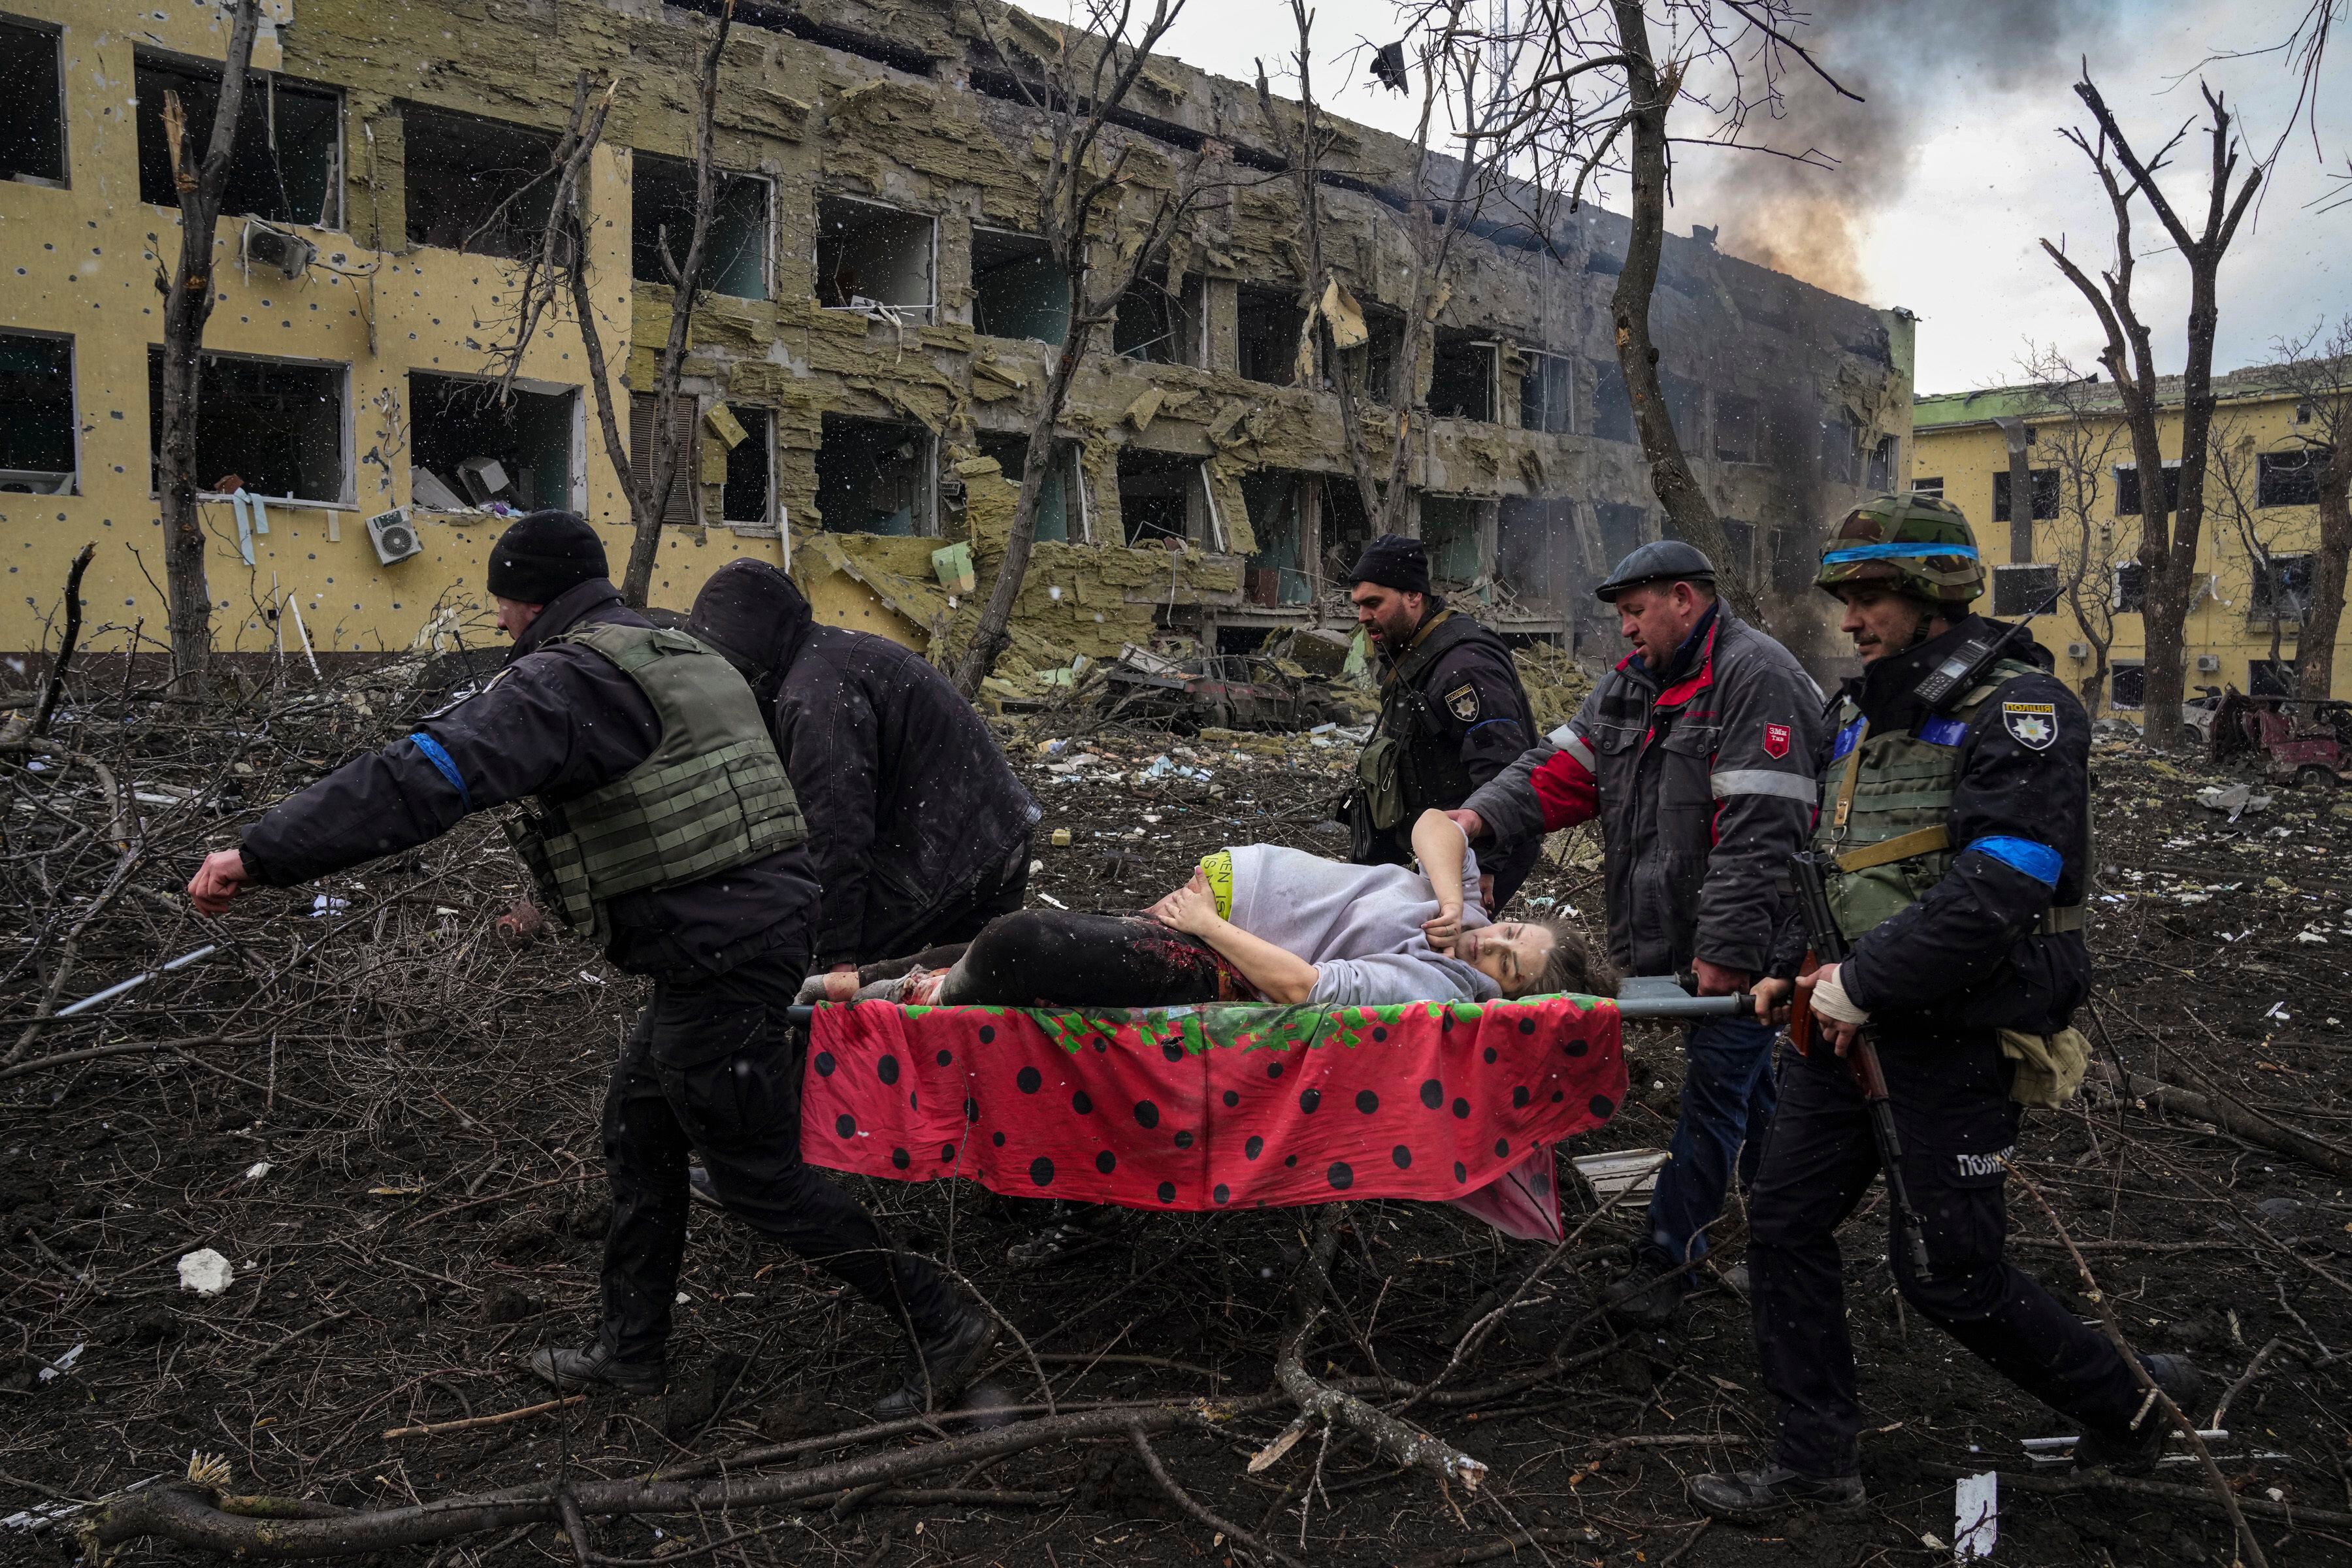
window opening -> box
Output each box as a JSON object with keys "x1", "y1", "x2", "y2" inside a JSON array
[
  {"x1": 1991, "y1": 467, "x2": 2060, "y2": 522},
  {"x1": 136, "y1": 53, "x2": 339, "y2": 226},
  {"x1": 1913, "y1": 475, "x2": 1944, "y2": 497},
  {"x1": 1428, "y1": 333, "x2": 1495, "y2": 422},
  {"x1": 2113, "y1": 461, "x2": 2181, "y2": 517},
  {"x1": 1419, "y1": 495, "x2": 1488, "y2": 587},
  {"x1": 0, "y1": 331, "x2": 74, "y2": 493},
  {"x1": 2251, "y1": 553, "x2": 2315, "y2": 621},
  {"x1": 1991, "y1": 562, "x2": 2060, "y2": 618},
  {"x1": 1595, "y1": 501, "x2": 1648, "y2": 563},
  {"x1": 148, "y1": 348, "x2": 344, "y2": 505},
  {"x1": 1590, "y1": 359, "x2": 1635, "y2": 442},
  {"x1": 1236, "y1": 285, "x2": 1303, "y2": 386},
  {"x1": 721, "y1": 406, "x2": 774, "y2": 527},
  {"x1": 1865, "y1": 434, "x2": 1896, "y2": 491},
  {"x1": 2114, "y1": 560, "x2": 2145, "y2": 613},
  {"x1": 2110, "y1": 662, "x2": 2145, "y2": 709},
  {"x1": 409, "y1": 373, "x2": 575, "y2": 514},
  {"x1": 971, "y1": 229, "x2": 1067, "y2": 346},
  {"x1": 976, "y1": 433, "x2": 1082, "y2": 543},
  {"x1": 1242, "y1": 470, "x2": 1312, "y2": 605},
  {"x1": 1520, "y1": 352, "x2": 1573, "y2": 435},
  {"x1": 0, "y1": 17, "x2": 64, "y2": 186},
  {"x1": 403, "y1": 104, "x2": 559, "y2": 259},
  {"x1": 1113, "y1": 270, "x2": 1201, "y2": 365},
  {"x1": 815, "y1": 196, "x2": 934, "y2": 316},
  {"x1": 2259, "y1": 449, "x2": 2326, "y2": 508},
  {"x1": 1497, "y1": 496, "x2": 1575, "y2": 609},
  {"x1": 2251, "y1": 658, "x2": 2301, "y2": 698},
  {"x1": 1117, "y1": 448, "x2": 1199, "y2": 545},
  {"x1": 631, "y1": 154, "x2": 769, "y2": 299},
  {"x1": 817, "y1": 414, "x2": 931, "y2": 534},
  {"x1": 1319, "y1": 476, "x2": 1372, "y2": 583},
  {"x1": 1661, "y1": 373, "x2": 1705, "y2": 451}
]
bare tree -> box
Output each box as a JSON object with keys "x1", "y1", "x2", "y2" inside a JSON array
[
  {"x1": 488, "y1": 3, "x2": 736, "y2": 608},
  {"x1": 2270, "y1": 322, "x2": 2352, "y2": 706},
  {"x1": 2018, "y1": 349, "x2": 2133, "y2": 716},
  {"x1": 948, "y1": 0, "x2": 1212, "y2": 699},
  {"x1": 2042, "y1": 74, "x2": 2261, "y2": 745},
  {"x1": 154, "y1": 0, "x2": 265, "y2": 691},
  {"x1": 2206, "y1": 412, "x2": 2303, "y2": 687}
]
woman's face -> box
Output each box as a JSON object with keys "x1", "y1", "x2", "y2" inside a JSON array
[{"x1": 1455, "y1": 923, "x2": 1557, "y2": 996}]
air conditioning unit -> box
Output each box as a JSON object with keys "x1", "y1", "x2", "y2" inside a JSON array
[
  {"x1": 242, "y1": 221, "x2": 316, "y2": 281},
  {"x1": 2066, "y1": 642, "x2": 2089, "y2": 661},
  {"x1": 2196, "y1": 654, "x2": 2222, "y2": 673},
  {"x1": 365, "y1": 508, "x2": 422, "y2": 566}
]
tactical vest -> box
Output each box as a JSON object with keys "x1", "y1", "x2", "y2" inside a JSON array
[
  {"x1": 1814, "y1": 658, "x2": 2087, "y2": 943},
  {"x1": 1356, "y1": 610, "x2": 1514, "y2": 832},
  {"x1": 503, "y1": 623, "x2": 806, "y2": 943}
]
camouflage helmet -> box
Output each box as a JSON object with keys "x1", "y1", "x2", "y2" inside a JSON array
[{"x1": 1814, "y1": 493, "x2": 1984, "y2": 606}]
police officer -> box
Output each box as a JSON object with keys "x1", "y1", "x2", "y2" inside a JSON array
[
  {"x1": 1690, "y1": 496, "x2": 2200, "y2": 1520},
  {"x1": 186, "y1": 512, "x2": 994, "y2": 1418},
  {"x1": 1343, "y1": 534, "x2": 1541, "y2": 907},
  {"x1": 1452, "y1": 538, "x2": 1820, "y2": 1325}
]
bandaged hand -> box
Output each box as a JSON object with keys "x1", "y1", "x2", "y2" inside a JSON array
[
  {"x1": 1796, "y1": 961, "x2": 1869, "y2": 1055},
  {"x1": 1420, "y1": 900, "x2": 1464, "y2": 952}
]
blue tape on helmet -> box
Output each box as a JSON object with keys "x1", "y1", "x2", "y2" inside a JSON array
[{"x1": 1821, "y1": 542, "x2": 1981, "y2": 564}]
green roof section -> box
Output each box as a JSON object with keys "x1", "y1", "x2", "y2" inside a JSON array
[{"x1": 1915, "y1": 361, "x2": 2313, "y2": 430}]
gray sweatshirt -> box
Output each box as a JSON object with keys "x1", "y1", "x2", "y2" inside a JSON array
[{"x1": 1226, "y1": 845, "x2": 1499, "y2": 1007}]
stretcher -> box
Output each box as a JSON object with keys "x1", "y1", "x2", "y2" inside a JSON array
[{"x1": 788, "y1": 979, "x2": 1746, "y2": 1243}]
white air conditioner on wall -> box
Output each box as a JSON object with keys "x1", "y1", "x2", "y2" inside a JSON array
[
  {"x1": 2066, "y1": 642, "x2": 2089, "y2": 660},
  {"x1": 366, "y1": 508, "x2": 422, "y2": 566},
  {"x1": 2195, "y1": 654, "x2": 2222, "y2": 672}
]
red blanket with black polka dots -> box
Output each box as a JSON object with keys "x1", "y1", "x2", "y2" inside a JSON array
[{"x1": 799, "y1": 996, "x2": 1624, "y2": 1242}]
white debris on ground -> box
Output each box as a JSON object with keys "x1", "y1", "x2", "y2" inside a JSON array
[{"x1": 176, "y1": 1248, "x2": 235, "y2": 1297}]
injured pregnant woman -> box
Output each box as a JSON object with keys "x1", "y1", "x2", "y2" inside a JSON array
[{"x1": 806, "y1": 809, "x2": 1614, "y2": 1009}]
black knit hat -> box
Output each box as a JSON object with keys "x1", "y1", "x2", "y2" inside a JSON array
[
  {"x1": 1345, "y1": 534, "x2": 1431, "y2": 595},
  {"x1": 485, "y1": 511, "x2": 608, "y2": 604}
]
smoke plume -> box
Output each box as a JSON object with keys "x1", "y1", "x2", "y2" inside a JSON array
[{"x1": 1679, "y1": 1, "x2": 2119, "y2": 301}]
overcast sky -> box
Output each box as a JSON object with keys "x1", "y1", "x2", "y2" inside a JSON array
[{"x1": 1151, "y1": 0, "x2": 2349, "y2": 396}]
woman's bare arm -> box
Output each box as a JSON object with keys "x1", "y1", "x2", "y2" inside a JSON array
[
  {"x1": 1153, "y1": 870, "x2": 1319, "y2": 1004},
  {"x1": 1411, "y1": 808, "x2": 1470, "y2": 951}
]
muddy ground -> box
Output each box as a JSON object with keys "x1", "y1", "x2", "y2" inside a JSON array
[{"x1": 5, "y1": 679, "x2": 2352, "y2": 1567}]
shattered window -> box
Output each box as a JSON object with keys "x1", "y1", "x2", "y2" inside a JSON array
[
  {"x1": 1713, "y1": 393, "x2": 1759, "y2": 463},
  {"x1": 2110, "y1": 662, "x2": 2145, "y2": 709},
  {"x1": 1991, "y1": 468, "x2": 2059, "y2": 522},
  {"x1": 631, "y1": 154, "x2": 770, "y2": 299},
  {"x1": 1913, "y1": 475, "x2": 1945, "y2": 497},
  {"x1": 1236, "y1": 285, "x2": 1303, "y2": 387},
  {"x1": 409, "y1": 373, "x2": 577, "y2": 514},
  {"x1": 817, "y1": 414, "x2": 932, "y2": 535},
  {"x1": 1865, "y1": 434, "x2": 1897, "y2": 491},
  {"x1": 0, "y1": 17, "x2": 64, "y2": 186},
  {"x1": 1595, "y1": 501, "x2": 1647, "y2": 563},
  {"x1": 1520, "y1": 353, "x2": 1573, "y2": 436},
  {"x1": 1335, "y1": 304, "x2": 1405, "y2": 406},
  {"x1": 1420, "y1": 495, "x2": 1488, "y2": 587},
  {"x1": 1117, "y1": 448, "x2": 1200, "y2": 546},
  {"x1": 815, "y1": 196, "x2": 934, "y2": 314},
  {"x1": 1319, "y1": 476, "x2": 1372, "y2": 582},
  {"x1": 2113, "y1": 462, "x2": 2180, "y2": 517},
  {"x1": 1113, "y1": 272, "x2": 1202, "y2": 365},
  {"x1": 1241, "y1": 470, "x2": 1311, "y2": 605},
  {"x1": 722, "y1": 406, "x2": 774, "y2": 527},
  {"x1": 0, "y1": 331, "x2": 74, "y2": 494},
  {"x1": 2258, "y1": 449, "x2": 2325, "y2": 508},
  {"x1": 625, "y1": 392, "x2": 699, "y2": 525},
  {"x1": 1429, "y1": 333, "x2": 1495, "y2": 422},
  {"x1": 403, "y1": 104, "x2": 559, "y2": 259},
  {"x1": 977, "y1": 433, "x2": 1082, "y2": 543},
  {"x1": 2251, "y1": 658, "x2": 2301, "y2": 698},
  {"x1": 1590, "y1": 361, "x2": 1635, "y2": 443},
  {"x1": 1497, "y1": 497, "x2": 1575, "y2": 609},
  {"x1": 135, "y1": 54, "x2": 341, "y2": 227},
  {"x1": 2114, "y1": 560, "x2": 2145, "y2": 613},
  {"x1": 148, "y1": 348, "x2": 345, "y2": 504},
  {"x1": 1818, "y1": 410, "x2": 1859, "y2": 483},
  {"x1": 971, "y1": 229, "x2": 1067, "y2": 346},
  {"x1": 1990, "y1": 563, "x2": 2059, "y2": 618},
  {"x1": 2251, "y1": 553, "x2": 2315, "y2": 620}
]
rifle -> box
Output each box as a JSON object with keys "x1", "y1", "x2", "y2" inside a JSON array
[{"x1": 1786, "y1": 850, "x2": 1933, "y2": 1282}]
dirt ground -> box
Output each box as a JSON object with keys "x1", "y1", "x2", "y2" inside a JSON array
[{"x1": 7, "y1": 675, "x2": 2352, "y2": 1567}]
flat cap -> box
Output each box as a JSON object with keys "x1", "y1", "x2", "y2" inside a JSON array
[{"x1": 1595, "y1": 538, "x2": 1715, "y2": 602}]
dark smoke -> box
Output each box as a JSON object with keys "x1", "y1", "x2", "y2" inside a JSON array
[{"x1": 1681, "y1": 1, "x2": 2120, "y2": 300}]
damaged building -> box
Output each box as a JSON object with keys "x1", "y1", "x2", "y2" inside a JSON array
[{"x1": 0, "y1": 0, "x2": 1912, "y2": 680}]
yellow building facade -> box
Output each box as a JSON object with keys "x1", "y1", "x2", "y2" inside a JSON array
[{"x1": 1913, "y1": 365, "x2": 2339, "y2": 718}]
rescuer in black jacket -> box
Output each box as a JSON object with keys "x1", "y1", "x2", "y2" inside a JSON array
[
  {"x1": 1341, "y1": 536, "x2": 1539, "y2": 906},
  {"x1": 688, "y1": 558, "x2": 1041, "y2": 990},
  {"x1": 188, "y1": 515, "x2": 995, "y2": 1417},
  {"x1": 1691, "y1": 495, "x2": 2199, "y2": 1522}
]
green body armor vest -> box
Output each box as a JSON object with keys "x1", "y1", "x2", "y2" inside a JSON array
[
  {"x1": 503, "y1": 622, "x2": 806, "y2": 943},
  {"x1": 1814, "y1": 658, "x2": 2086, "y2": 943}
]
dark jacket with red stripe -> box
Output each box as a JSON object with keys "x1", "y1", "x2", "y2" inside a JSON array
[{"x1": 1460, "y1": 604, "x2": 1821, "y2": 978}]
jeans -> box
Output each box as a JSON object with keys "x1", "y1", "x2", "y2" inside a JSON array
[
  {"x1": 1644, "y1": 1015, "x2": 1778, "y2": 1266},
  {"x1": 1748, "y1": 1032, "x2": 2144, "y2": 1476}
]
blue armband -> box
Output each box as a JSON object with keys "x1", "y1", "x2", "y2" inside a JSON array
[
  {"x1": 408, "y1": 732, "x2": 472, "y2": 814},
  {"x1": 1967, "y1": 835, "x2": 2059, "y2": 887}
]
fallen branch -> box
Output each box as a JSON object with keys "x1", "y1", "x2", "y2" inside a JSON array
[
  {"x1": 1129, "y1": 1425, "x2": 1305, "y2": 1568},
  {"x1": 1922, "y1": 1464, "x2": 2352, "y2": 1530},
  {"x1": 384, "y1": 1395, "x2": 585, "y2": 1439},
  {"x1": 31, "y1": 543, "x2": 96, "y2": 742},
  {"x1": 2132, "y1": 1071, "x2": 2352, "y2": 1180}
]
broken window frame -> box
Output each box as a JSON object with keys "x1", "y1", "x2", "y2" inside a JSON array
[
  {"x1": 147, "y1": 345, "x2": 351, "y2": 508},
  {"x1": 975, "y1": 433, "x2": 1087, "y2": 544},
  {"x1": 1418, "y1": 493, "x2": 1494, "y2": 589},
  {"x1": 401, "y1": 101, "x2": 564, "y2": 261},
  {"x1": 1767, "y1": 525, "x2": 1814, "y2": 595},
  {"x1": 135, "y1": 48, "x2": 344, "y2": 230},
  {"x1": 0, "y1": 327, "x2": 77, "y2": 495},
  {"x1": 1913, "y1": 475, "x2": 1945, "y2": 497},
  {"x1": 0, "y1": 14, "x2": 66, "y2": 189},
  {"x1": 2113, "y1": 559, "x2": 2146, "y2": 613},
  {"x1": 970, "y1": 226, "x2": 1068, "y2": 346},
  {"x1": 1865, "y1": 434, "x2": 1897, "y2": 491},
  {"x1": 1594, "y1": 500, "x2": 1648, "y2": 563},
  {"x1": 2257, "y1": 448, "x2": 2327, "y2": 508},
  {"x1": 2109, "y1": 661, "x2": 2146, "y2": 710},
  {"x1": 1115, "y1": 446, "x2": 1208, "y2": 548},
  {"x1": 1989, "y1": 561, "x2": 2061, "y2": 619},
  {"x1": 1428, "y1": 333, "x2": 1498, "y2": 424},
  {"x1": 2250, "y1": 552, "x2": 2316, "y2": 622},
  {"x1": 817, "y1": 412, "x2": 936, "y2": 536},
  {"x1": 2112, "y1": 461, "x2": 2182, "y2": 517},
  {"x1": 721, "y1": 405, "x2": 777, "y2": 530},
  {"x1": 1235, "y1": 284, "x2": 1305, "y2": 387},
  {"x1": 1991, "y1": 467, "x2": 2060, "y2": 523},
  {"x1": 1495, "y1": 495, "x2": 1578, "y2": 612},
  {"x1": 630, "y1": 151, "x2": 773, "y2": 301},
  {"x1": 814, "y1": 193, "x2": 938, "y2": 319},
  {"x1": 408, "y1": 369, "x2": 582, "y2": 516},
  {"x1": 1518, "y1": 351, "x2": 1573, "y2": 435},
  {"x1": 1241, "y1": 470, "x2": 1315, "y2": 607}
]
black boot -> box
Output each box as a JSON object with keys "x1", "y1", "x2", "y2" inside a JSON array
[
  {"x1": 874, "y1": 1305, "x2": 999, "y2": 1418},
  {"x1": 1690, "y1": 1465, "x2": 1867, "y2": 1521},
  {"x1": 1605, "y1": 1248, "x2": 1688, "y2": 1331},
  {"x1": 527, "y1": 1341, "x2": 666, "y2": 1397},
  {"x1": 2072, "y1": 1354, "x2": 2207, "y2": 1475}
]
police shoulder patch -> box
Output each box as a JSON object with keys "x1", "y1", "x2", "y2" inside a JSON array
[
  {"x1": 2002, "y1": 700, "x2": 2057, "y2": 751},
  {"x1": 1445, "y1": 683, "x2": 1480, "y2": 723}
]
